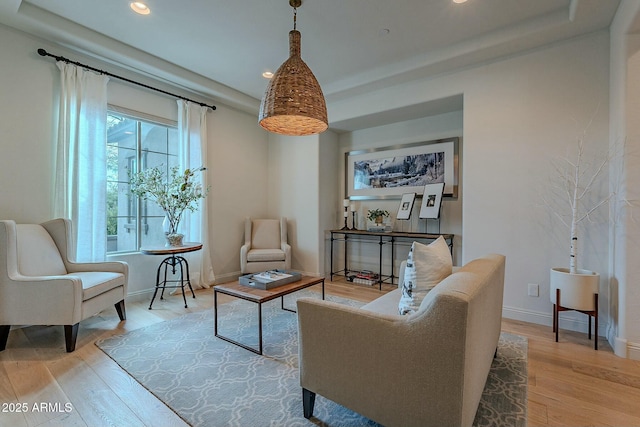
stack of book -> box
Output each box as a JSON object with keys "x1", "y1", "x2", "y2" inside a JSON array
[
  {"x1": 346, "y1": 270, "x2": 379, "y2": 286},
  {"x1": 238, "y1": 270, "x2": 301, "y2": 290}
]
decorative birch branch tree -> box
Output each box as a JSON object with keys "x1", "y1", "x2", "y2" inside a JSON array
[
  {"x1": 542, "y1": 104, "x2": 632, "y2": 275},
  {"x1": 548, "y1": 138, "x2": 611, "y2": 274}
]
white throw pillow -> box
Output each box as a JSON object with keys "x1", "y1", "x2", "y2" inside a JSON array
[{"x1": 398, "y1": 236, "x2": 453, "y2": 315}]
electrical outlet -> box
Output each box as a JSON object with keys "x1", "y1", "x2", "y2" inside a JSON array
[{"x1": 528, "y1": 283, "x2": 539, "y2": 297}]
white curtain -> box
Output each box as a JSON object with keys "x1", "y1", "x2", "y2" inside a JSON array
[
  {"x1": 53, "y1": 62, "x2": 109, "y2": 262},
  {"x1": 178, "y1": 100, "x2": 215, "y2": 288}
]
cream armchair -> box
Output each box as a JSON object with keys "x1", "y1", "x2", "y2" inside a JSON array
[
  {"x1": 0, "y1": 219, "x2": 128, "y2": 352},
  {"x1": 240, "y1": 217, "x2": 291, "y2": 274}
]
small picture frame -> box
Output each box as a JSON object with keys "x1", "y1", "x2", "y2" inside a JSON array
[
  {"x1": 419, "y1": 183, "x2": 445, "y2": 219},
  {"x1": 397, "y1": 193, "x2": 416, "y2": 220}
]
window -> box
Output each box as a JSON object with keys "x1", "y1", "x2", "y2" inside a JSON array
[{"x1": 106, "y1": 111, "x2": 178, "y2": 253}]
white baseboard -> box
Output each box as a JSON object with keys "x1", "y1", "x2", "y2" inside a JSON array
[
  {"x1": 126, "y1": 284, "x2": 210, "y2": 304},
  {"x1": 126, "y1": 288, "x2": 155, "y2": 303},
  {"x1": 502, "y1": 306, "x2": 550, "y2": 326},
  {"x1": 502, "y1": 305, "x2": 608, "y2": 337},
  {"x1": 609, "y1": 337, "x2": 640, "y2": 360},
  {"x1": 295, "y1": 270, "x2": 321, "y2": 278},
  {"x1": 213, "y1": 271, "x2": 242, "y2": 284},
  {"x1": 609, "y1": 333, "x2": 628, "y2": 358},
  {"x1": 504, "y1": 307, "x2": 640, "y2": 360},
  {"x1": 628, "y1": 341, "x2": 640, "y2": 361}
]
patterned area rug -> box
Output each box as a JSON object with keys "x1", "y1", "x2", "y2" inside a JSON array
[{"x1": 96, "y1": 291, "x2": 527, "y2": 427}]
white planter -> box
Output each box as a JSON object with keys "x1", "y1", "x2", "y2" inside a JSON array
[
  {"x1": 165, "y1": 233, "x2": 184, "y2": 247},
  {"x1": 549, "y1": 267, "x2": 599, "y2": 311}
]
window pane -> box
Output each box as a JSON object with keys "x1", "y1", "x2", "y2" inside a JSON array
[
  {"x1": 141, "y1": 215, "x2": 167, "y2": 248},
  {"x1": 107, "y1": 112, "x2": 178, "y2": 253},
  {"x1": 106, "y1": 182, "x2": 137, "y2": 253},
  {"x1": 107, "y1": 115, "x2": 137, "y2": 150},
  {"x1": 168, "y1": 128, "x2": 179, "y2": 156}
]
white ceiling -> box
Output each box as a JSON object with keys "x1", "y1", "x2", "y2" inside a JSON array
[{"x1": 0, "y1": 0, "x2": 621, "y2": 131}]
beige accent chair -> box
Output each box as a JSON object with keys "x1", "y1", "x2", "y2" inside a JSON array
[
  {"x1": 297, "y1": 254, "x2": 506, "y2": 427},
  {"x1": 0, "y1": 219, "x2": 128, "y2": 352},
  {"x1": 240, "y1": 217, "x2": 291, "y2": 274}
]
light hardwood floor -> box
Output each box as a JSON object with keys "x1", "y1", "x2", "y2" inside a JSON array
[{"x1": 1, "y1": 281, "x2": 640, "y2": 427}]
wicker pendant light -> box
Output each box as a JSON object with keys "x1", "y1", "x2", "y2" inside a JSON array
[{"x1": 259, "y1": 0, "x2": 328, "y2": 136}]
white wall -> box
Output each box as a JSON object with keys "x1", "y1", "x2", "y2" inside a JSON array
[
  {"x1": 338, "y1": 111, "x2": 464, "y2": 267},
  {"x1": 0, "y1": 24, "x2": 270, "y2": 297},
  {"x1": 207, "y1": 104, "x2": 269, "y2": 282},
  {"x1": 332, "y1": 31, "x2": 612, "y2": 336},
  {"x1": 268, "y1": 134, "x2": 318, "y2": 274},
  {"x1": 267, "y1": 131, "x2": 339, "y2": 276},
  {"x1": 0, "y1": 26, "x2": 57, "y2": 223},
  {"x1": 621, "y1": 37, "x2": 640, "y2": 359},
  {"x1": 108, "y1": 67, "x2": 272, "y2": 296},
  {"x1": 463, "y1": 32, "x2": 610, "y2": 333},
  {"x1": 318, "y1": 131, "x2": 340, "y2": 276},
  {"x1": 609, "y1": 0, "x2": 640, "y2": 359}
]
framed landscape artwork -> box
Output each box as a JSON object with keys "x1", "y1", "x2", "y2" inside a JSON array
[
  {"x1": 419, "y1": 183, "x2": 445, "y2": 219},
  {"x1": 345, "y1": 137, "x2": 459, "y2": 200},
  {"x1": 396, "y1": 193, "x2": 416, "y2": 220}
]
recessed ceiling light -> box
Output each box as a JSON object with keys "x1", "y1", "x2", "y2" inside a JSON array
[
  {"x1": 453, "y1": 0, "x2": 468, "y2": 3},
  {"x1": 130, "y1": 2, "x2": 151, "y2": 15},
  {"x1": 262, "y1": 71, "x2": 274, "y2": 79}
]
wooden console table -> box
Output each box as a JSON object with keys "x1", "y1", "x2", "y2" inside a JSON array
[{"x1": 329, "y1": 230, "x2": 454, "y2": 289}]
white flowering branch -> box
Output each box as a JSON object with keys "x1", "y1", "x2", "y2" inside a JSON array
[{"x1": 129, "y1": 165, "x2": 208, "y2": 235}]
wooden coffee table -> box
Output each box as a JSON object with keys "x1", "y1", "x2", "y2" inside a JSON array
[{"x1": 214, "y1": 275, "x2": 325, "y2": 355}]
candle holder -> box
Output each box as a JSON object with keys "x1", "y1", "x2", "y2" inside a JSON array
[
  {"x1": 341, "y1": 199, "x2": 350, "y2": 230},
  {"x1": 340, "y1": 209, "x2": 349, "y2": 230},
  {"x1": 349, "y1": 202, "x2": 358, "y2": 230}
]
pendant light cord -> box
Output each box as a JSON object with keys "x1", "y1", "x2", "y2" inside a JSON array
[
  {"x1": 293, "y1": 5, "x2": 297, "y2": 30},
  {"x1": 289, "y1": 0, "x2": 301, "y2": 30}
]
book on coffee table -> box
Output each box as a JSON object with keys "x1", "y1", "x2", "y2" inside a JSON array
[{"x1": 239, "y1": 270, "x2": 302, "y2": 290}]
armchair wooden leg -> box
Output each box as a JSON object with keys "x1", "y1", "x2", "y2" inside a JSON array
[
  {"x1": 303, "y1": 388, "x2": 316, "y2": 419},
  {"x1": 594, "y1": 293, "x2": 599, "y2": 350},
  {"x1": 64, "y1": 324, "x2": 79, "y2": 353},
  {"x1": 0, "y1": 325, "x2": 10, "y2": 351},
  {"x1": 115, "y1": 300, "x2": 126, "y2": 321},
  {"x1": 555, "y1": 288, "x2": 560, "y2": 343}
]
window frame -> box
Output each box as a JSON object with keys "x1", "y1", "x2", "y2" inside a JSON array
[{"x1": 106, "y1": 105, "x2": 178, "y2": 254}]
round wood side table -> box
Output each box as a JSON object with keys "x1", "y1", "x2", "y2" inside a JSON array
[{"x1": 140, "y1": 242, "x2": 202, "y2": 309}]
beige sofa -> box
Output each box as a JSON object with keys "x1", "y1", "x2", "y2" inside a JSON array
[{"x1": 296, "y1": 253, "x2": 505, "y2": 427}]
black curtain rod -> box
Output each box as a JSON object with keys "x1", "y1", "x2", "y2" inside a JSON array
[{"x1": 37, "y1": 48, "x2": 216, "y2": 111}]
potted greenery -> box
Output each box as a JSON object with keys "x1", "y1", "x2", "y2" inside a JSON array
[
  {"x1": 367, "y1": 209, "x2": 389, "y2": 225},
  {"x1": 130, "y1": 165, "x2": 208, "y2": 246},
  {"x1": 547, "y1": 136, "x2": 610, "y2": 313}
]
